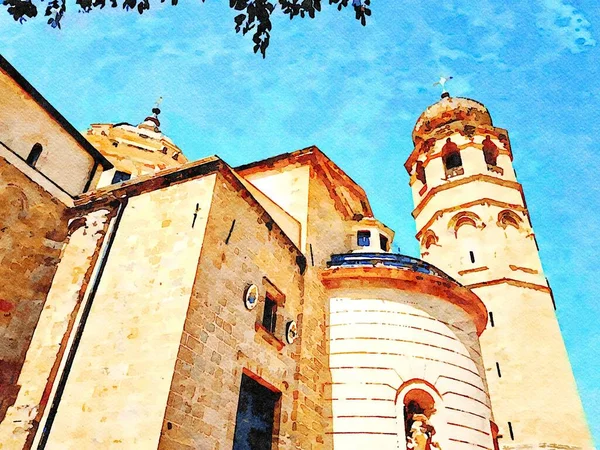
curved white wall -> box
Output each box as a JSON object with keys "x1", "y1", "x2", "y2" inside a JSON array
[{"x1": 327, "y1": 288, "x2": 495, "y2": 450}]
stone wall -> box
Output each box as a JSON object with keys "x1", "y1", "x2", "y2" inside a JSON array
[
  {"x1": 158, "y1": 170, "x2": 306, "y2": 449},
  {"x1": 0, "y1": 156, "x2": 69, "y2": 423},
  {"x1": 242, "y1": 164, "x2": 311, "y2": 251},
  {"x1": 0, "y1": 206, "x2": 111, "y2": 448},
  {"x1": 39, "y1": 174, "x2": 217, "y2": 449}
]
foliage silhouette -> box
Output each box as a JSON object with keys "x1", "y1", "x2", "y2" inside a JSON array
[{"x1": 3, "y1": 0, "x2": 372, "y2": 57}]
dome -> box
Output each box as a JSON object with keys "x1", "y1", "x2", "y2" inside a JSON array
[
  {"x1": 412, "y1": 95, "x2": 492, "y2": 143},
  {"x1": 86, "y1": 104, "x2": 187, "y2": 187}
]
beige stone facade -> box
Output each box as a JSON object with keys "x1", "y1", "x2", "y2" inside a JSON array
[
  {"x1": 0, "y1": 155, "x2": 69, "y2": 423},
  {"x1": 0, "y1": 57, "x2": 591, "y2": 450}
]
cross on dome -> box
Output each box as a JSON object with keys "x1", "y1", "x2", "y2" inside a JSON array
[{"x1": 140, "y1": 96, "x2": 164, "y2": 132}]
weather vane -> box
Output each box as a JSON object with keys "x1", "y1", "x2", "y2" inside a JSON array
[
  {"x1": 433, "y1": 76, "x2": 453, "y2": 96},
  {"x1": 152, "y1": 96, "x2": 163, "y2": 116}
]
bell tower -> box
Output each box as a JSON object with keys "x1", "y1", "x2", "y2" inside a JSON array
[{"x1": 404, "y1": 93, "x2": 593, "y2": 449}]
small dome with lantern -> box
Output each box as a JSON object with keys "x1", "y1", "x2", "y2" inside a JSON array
[{"x1": 86, "y1": 100, "x2": 188, "y2": 187}]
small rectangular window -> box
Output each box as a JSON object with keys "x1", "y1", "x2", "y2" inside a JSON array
[
  {"x1": 508, "y1": 421, "x2": 515, "y2": 440},
  {"x1": 233, "y1": 373, "x2": 281, "y2": 450},
  {"x1": 357, "y1": 230, "x2": 371, "y2": 247},
  {"x1": 469, "y1": 251, "x2": 475, "y2": 263},
  {"x1": 496, "y1": 362, "x2": 502, "y2": 378},
  {"x1": 111, "y1": 171, "x2": 131, "y2": 184},
  {"x1": 262, "y1": 295, "x2": 277, "y2": 334},
  {"x1": 489, "y1": 312, "x2": 495, "y2": 327},
  {"x1": 379, "y1": 234, "x2": 389, "y2": 252}
]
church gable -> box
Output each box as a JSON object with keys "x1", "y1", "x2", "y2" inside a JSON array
[{"x1": 235, "y1": 146, "x2": 373, "y2": 253}]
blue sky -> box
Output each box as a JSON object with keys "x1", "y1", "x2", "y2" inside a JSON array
[{"x1": 1, "y1": 0, "x2": 599, "y2": 443}]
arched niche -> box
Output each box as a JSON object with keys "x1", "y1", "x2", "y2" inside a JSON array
[
  {"x1": 421, "y1": 229, "x2": 439, "y2": 250},
  {"x1": 497, "y1": 209, "x2": 523, "y2": 231},
  {"x1": 395, "y1": 380, "x2": 446, "y2": 450},
  {"x1": 482, "y1": 135, "x2": 499, "y2": 166},
  {"x1": 447, "y1": 211, "x2": 484, "y2": 238}
]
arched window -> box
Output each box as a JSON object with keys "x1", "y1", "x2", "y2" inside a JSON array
[
  {"x1": 415, "y1": 161, "x2": 426, "y2": 185},
  {"x1": 482, "y1": 136, "x2": 499, "y2": 167},
  {"x1": 26, "y1": 143, "x2": 43, "y2": 167},
  {"x1": 442, "y1": 138, "x2": 463, "y2": 178},
  {"x1": 497, "y1": 210, "x2": 522, "y2": 230}
]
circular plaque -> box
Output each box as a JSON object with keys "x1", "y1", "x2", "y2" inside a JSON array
[
  {"x1": 244, "y1": 284, "x2": 259, "y2": 310},
  {"x1": 285, "y1": 320, "x2": 298, "y2": 344}
]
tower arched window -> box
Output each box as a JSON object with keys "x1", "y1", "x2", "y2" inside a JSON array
[
  {"x1": 482, "y1": 135, "x2": 503, "y2": 174},
  {"x1": 415, "y1": 161, "x2": 426, "y2": 185},
  {"x1": 26, "y1": 143, "x2": 43, "y2": 167},
  {"x1": 442, "y1": 138, "x2": 463, "y2": 178}
]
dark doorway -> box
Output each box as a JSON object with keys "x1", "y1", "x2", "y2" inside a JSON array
[{"x1": 233, "y1": 373, "x2": 281, "y2": 450}]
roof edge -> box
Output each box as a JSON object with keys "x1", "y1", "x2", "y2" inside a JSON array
[{"x1": 73, "y1": 155, "x2": 222, "y2": 208}]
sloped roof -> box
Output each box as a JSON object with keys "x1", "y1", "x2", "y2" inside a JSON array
[{"x1": 235, "y1": 145, "x2": 373, "y2": 220}]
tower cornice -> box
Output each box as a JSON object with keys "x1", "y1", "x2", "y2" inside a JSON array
[
  {"x1": 466, "y1": 277, "x2": 550, "y2": 293},
  {"x1": 412, "y1": 174, "x2": 525, "y2": 219},
  {"x1": 414, "y1": 198, "x2": 530, "y2": 241}
]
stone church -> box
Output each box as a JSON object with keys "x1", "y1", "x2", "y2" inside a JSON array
[{"x1": 0, "y1": 54, "x2": 593, "y2": 449}]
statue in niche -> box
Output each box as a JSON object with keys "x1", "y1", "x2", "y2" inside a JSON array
[{"x1": 405, "y1": 400, "x2": 441, "y2": 450}]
